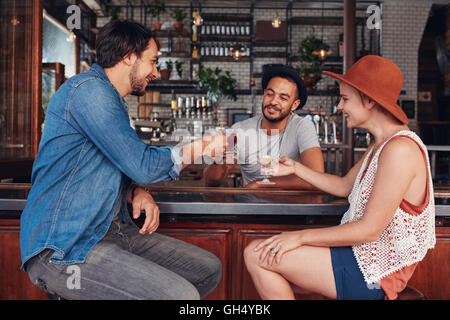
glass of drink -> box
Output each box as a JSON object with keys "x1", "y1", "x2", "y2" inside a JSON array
[
  {"x1": 257, "y1": 154, "x2": 278, "y2": 185},
  {"x1": 224, "y1": 133, "x2": 238, "y2": 164}
]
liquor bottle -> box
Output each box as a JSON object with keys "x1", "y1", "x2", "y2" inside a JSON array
[
  {"x1": 216, "y1": 23, "x2": 221, "y2": 35},
  {"x1": 196, "y1": 97, "x2": 202, "y2": 118},
  {"x1": 192, "y1": 24, "x2": 198, "y2": 43},
  {"x1": 171, "y1": 90, "x2": 178, "y2": 113},
  {"x1": 185, "y1": 96, "x2": 191, "y2": 119},
  {"x1": 214, "y1": 43, "x2": 219, "y2": 56},
  {"x1": 338, "y1": 34, "x2": 344, "y2": 57},
  {"x1": 192, "y1": 45, "x2": 198, "y2": 58}
]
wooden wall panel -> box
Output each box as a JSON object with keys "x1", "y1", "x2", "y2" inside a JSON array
[
  {"x1": 0, "y1": 219, "x2": 48, "y2": 300},
  {"x1": 408, "y1": 227, "x2": 450, "y2": 300}
]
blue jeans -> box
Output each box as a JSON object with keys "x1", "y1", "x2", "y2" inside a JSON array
[{"x1": 25, "y1": 216, "x2": 222, "y2": 300}]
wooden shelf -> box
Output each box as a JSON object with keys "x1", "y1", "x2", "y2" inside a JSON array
[
  {"x1": 199, "y1": 35, "x2": 251, "y2": 42},
  {"x1": 192, "y1": 56, "x2": 251, "y2": 63},
  {"x1": 153, "y1": 30, "x2": 190, "y2": 38},
  {"x1": 202, "y1": 13, "x2": 252, "y2": 22},
  {"x1": 160, "y1": 51, "x2": 190, "y2": 58},
  {"x1": 288, "y1": 16, "x2": 365, "y2": 26},
  {"x1": 253, "y1": 40, "x2": 288, "y2": 47}
]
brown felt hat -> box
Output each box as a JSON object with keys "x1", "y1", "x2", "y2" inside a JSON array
[{"x1": 323, "y1": 55, "x2": 408, "y2": 124}]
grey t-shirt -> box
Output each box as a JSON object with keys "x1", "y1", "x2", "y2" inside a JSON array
[{"x1": 231, "y1": 113, "x2": 319, "y2": 186}]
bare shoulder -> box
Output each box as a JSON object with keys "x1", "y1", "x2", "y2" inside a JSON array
[{"x1": 379, "y1": 136, "x2": 425, "y2": 173}]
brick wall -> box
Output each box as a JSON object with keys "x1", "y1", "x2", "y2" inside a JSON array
[
  {"x1": 382, "y1": 0, "x2": 432, "y2": 132},
  {"x1": 98, "y1": 1, "x2": 432, "y2": 128}
]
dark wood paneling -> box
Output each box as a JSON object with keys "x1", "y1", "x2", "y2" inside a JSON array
[
  {"x1": 1, "y1": 216, "x2": 449, "y2": 300},
  {"x1": 408, "y1": 227, "x2": 450, "y2": 300},
  {"x1": 0, "y1": 219, "x2": 48, "y2": 300}
]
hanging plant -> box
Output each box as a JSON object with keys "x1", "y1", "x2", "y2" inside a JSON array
[
  {"x1": 297, "y1": 34, "x2": 327, "y2": 89},
  {"x1": 197, "y1": 67, "x2": 237, "y2": 104},
  {"x1": 297, "y1": 34, "x2": 326, "y2": 76}
]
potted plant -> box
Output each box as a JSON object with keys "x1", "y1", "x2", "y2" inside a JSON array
[
  {"x1": 175, "y1": 60, "x2": 184, "y2": 80},
  {"x1": 197, "y1": 67, "x2": 237, "y2": 105},
  {"x1": 296, "y1": 35, "x2": 326, "y2": 90},
  {"x1": 147, "y1": 0, "x2": 166, "y2": 31},
  {"x1": 159, "y1": 59, "x2": 173, "y2": 80},
  {"x1": 171, "y1": 8, "x2": 187, "y2": 31}
]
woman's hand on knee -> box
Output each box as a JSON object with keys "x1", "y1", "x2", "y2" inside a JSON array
[{"x1": 254, "y1": 231, "x2": 305, "y2": 266}]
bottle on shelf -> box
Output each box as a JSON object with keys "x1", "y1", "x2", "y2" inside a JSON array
[
  {"x1": 192, "y1": 24, "x2": 198, "y2": 43},
  {"x1": 216, "y1": 23, "x2": 221, "y2": 35},
  {"x1": 171, "y1": 90, "x2": 177, "y2": 119},
  {"x1": 192, "y1": 45, "x2": 198, "y2": 58},
  {"x1": 338, "y1": 34, "x2": 344, "y2": 57},
  {"x1": 185, "y1": 96, "x2": 191, "y2": 119},
  {"x1": 177, "y1": 96, "x2": 184, "y2": 118},
  {"x1": 196, "y1": 97, "x2": 202, "y2": 118}
]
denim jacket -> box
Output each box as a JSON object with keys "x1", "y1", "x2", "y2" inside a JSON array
[{"x1": 20, "y1": 64, "x2": 182, "y2": 268}]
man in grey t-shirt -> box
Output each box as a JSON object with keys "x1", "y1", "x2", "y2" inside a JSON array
[{"x1": 204, "y1": 64, "x2": 324, "y2": 189}]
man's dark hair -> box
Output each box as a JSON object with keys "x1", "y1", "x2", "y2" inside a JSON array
[{"x1": 95, "y1": 20, "x2": 157, "y2": 68}]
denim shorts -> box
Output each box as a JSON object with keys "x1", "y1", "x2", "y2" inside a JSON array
[{"x1": 330, "y1": 246, "x2": 385, "y2": 300}]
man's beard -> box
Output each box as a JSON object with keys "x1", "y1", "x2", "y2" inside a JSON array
[
  {"x1": 129, "y1": 63, "x2": 147, "y2": 96},
  {"x1": 261, "y1": 103, "x2": 292, "y2": 123}
]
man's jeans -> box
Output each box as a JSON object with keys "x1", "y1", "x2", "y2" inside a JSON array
[{"x1": 25, "y1": 216, "x2": 222, "y2": 300}]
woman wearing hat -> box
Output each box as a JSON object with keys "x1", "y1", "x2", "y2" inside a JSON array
[{"x1": 244, "y1": 55, "x2": 436, "y2": 300}]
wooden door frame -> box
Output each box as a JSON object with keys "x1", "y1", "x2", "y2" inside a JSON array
[{"x1": 31, "y1": 0, "x2": 43, "y2": 157}]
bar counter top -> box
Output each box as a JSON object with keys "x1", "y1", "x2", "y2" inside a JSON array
[{"x1": 1, "y1": 184, "x2": 449, "y2": 217}]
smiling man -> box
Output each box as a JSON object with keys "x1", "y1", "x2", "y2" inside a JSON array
[
  {"x1": 204, "y1": 64, "x2": 324, "y2": 188},
  {"x1": 20, "y1": 20, "x2": 224, "y2": 300}
]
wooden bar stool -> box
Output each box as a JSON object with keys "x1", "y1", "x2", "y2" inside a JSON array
[{"x1": 396, "y1": 286, "x2": 426, "y2": 300}]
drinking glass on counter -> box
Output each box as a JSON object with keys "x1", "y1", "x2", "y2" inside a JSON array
[{"x1": 257, "y1": 154, "x2": 278, "y2": 185}]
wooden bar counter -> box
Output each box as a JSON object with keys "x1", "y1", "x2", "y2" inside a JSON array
[{"x1": 1, "y1": 184, "x2": 449, "y2": 300}]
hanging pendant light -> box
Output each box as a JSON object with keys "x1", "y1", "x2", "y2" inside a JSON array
[
  {"x1": 313, "y1": 45, "x2": 332, "y2": 60},
  {"x1": 313, "y1": 0, "x2": 332, "y2": 60},
  {"x1": 192, "y1": 10, "x2": 203, "y2": 26},
  {"x1": 228, "y1": 43, "x2": 244, "y2": 61},
  {"x1": 272, "y1": 12, "x2": 281, "y2": 28},
  {"x1": 66, "y1": 30, "x2": 76, "y2": 42}
]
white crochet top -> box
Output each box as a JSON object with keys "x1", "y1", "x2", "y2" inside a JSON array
[{"x1": 341, "y1": 130, "x2": 436, "y2": 284}]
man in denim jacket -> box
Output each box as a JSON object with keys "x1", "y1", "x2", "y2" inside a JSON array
[{"x1": 20, "y1": 21, "x2": 224, "y2": 300}]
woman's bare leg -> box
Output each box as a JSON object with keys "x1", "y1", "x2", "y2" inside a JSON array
[{"x1": 244, "y1": 240, "x2": 337, "y2": 300}]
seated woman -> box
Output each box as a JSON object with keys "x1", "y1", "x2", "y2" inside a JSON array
[{"x1": 244, "y1": 55, "x2": 436, "y2": 300}]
